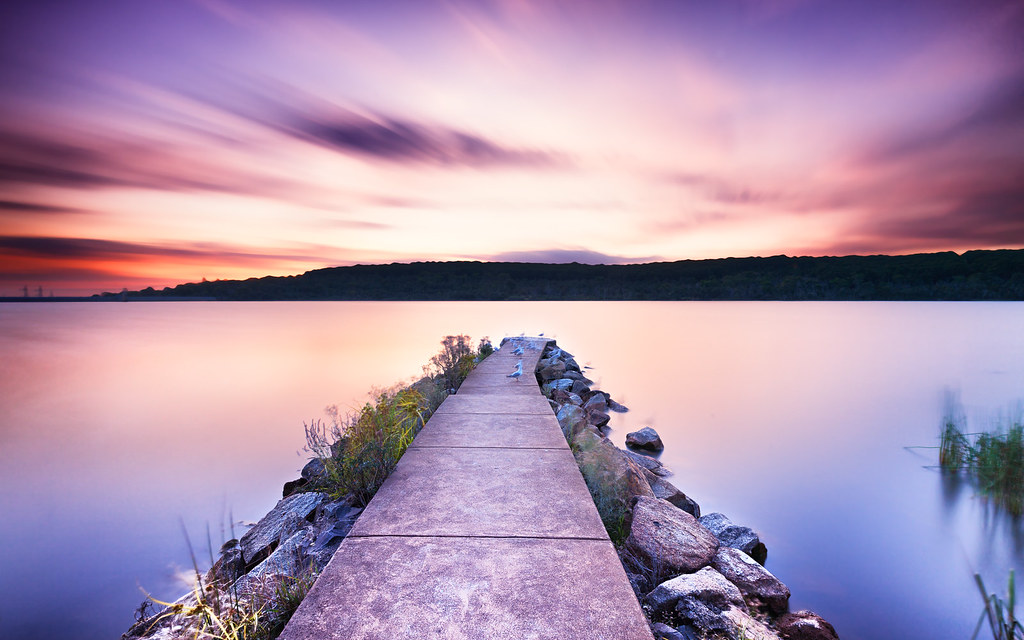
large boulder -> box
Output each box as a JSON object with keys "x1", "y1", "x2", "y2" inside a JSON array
[
  {"x1": 626, "y1": 426, "x2": 664, "y2": 451},
  {"x1": 712, "y1": 547, "x2": 790, "y2": 614},
  {"x1": 722, "y1": 608, "x2": 782, "y2": 640},
  {"x1": 239, "y1": 492, "x2": 325, "y2": 566},
  {"x1": 776, "y1": 611, "x2": 840, "y2": 640},
  {"x1": 624, "y1": 497, "x2": 718, "y2": 577},
  {"x1": 699, "y1": 512, "x2": 768, "y2": 564},
  {"x1": 641, "y1": 468, "x2": 700, "y2": 517},
  {"x1": 574, "y1": 436, "x2": 653, "y2": 535},
  {"x1": 651, "y1": 623, "x2": 699, "y2": 640},
  {"x1": 645, "y1": 567, "x2": 743, "y2": 634}
]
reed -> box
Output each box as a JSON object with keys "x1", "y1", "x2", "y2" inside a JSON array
[
  {"x1": 974, "y1": 571, "x2": 1024, "y2": 640},
  {"x1": 939, "y1": 396, "x2": 1024, "y2": 515}
]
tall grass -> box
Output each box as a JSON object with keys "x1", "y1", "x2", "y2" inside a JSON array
[
  {"x1": 939, "y1": 394, "x2": 1024, "y2": 515},
  {"x1": 303, "y1": 335, "x2": 491, "y2": 506}
]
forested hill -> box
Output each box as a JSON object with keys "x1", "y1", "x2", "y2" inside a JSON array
[{"x1": 106, "y1": 249, "x2": 1024, "y2": 301}]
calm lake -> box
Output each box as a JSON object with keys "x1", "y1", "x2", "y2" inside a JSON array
[{"x1": 1, "y1": 301, "x2": 1022, "y2": 639}]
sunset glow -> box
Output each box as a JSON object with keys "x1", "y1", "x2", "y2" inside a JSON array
[{"x1": 1, "y1": 0, "x2": 1021, "y2": 294}]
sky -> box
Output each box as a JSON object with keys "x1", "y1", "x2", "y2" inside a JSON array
[{"x1": 0, "y1": 0, "x2": 1021, "y2": 295}]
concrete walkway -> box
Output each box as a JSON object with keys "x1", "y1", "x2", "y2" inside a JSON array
[{"x1": 279, "y1": 338, "x2": 653, "y2": 640}]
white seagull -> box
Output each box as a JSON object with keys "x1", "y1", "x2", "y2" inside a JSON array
[{"x1": 507, "y1": 360, "x2": 523, "y2": 381}]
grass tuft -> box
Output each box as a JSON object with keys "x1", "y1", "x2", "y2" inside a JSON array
[
  {"x1": 939, "y1": 394, "x2": 1024, "y2": 515},
  {"x1": 974, "y1": 571, "x2": 1024, "y2": 640}
]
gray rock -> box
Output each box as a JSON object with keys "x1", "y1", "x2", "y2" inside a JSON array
[
  {"x1": 625, "y1": 497, "x2": 718, "y2": 577},
  {"x1": 206, "y1": 545, "x2": 245, "y2": 586},
  {"x1": 239, "y1": 492, "x2": 325, "y2": 565},
  {"x1": 562, "y1": 370, "x2": 593, "y2": 384},
  {"x1": 699, "y1": 513, "x2": 768, "y2": 564},
  {"x1": 651, "y1": 622, "x2": 691, "y2": 640},
  {"x1": 645, "y1": 566, "x2": 743, "y2": 613},
  {"x1": 301, "y1": 457, "x2": 327, "y2": 482},
  {"x1": 626, "y1": 426, "x2": 664, "y2": 451},
  {"x1": 645, "y1": 567, "x2": 744, "y2": 634},
  {"x1": 712, "y1": 547, "x2": 790, "y2": 614},
  {"x1": 608, "y1": 398, "x2": 630, "y2": 412},
  {"x1": 723, "y1": 608, "x2": 783, "y2": 640},
  {"x1": 282, "y1": 477, "x2": 308, "y2": 497},
  {"x1": 587, "y1": 409, "x2": 611, "y2": 428},
  {"x1": 538, "y1": 361, "x2": 566, "y2": 381},
  {"x1": 556, "y1": 403, "x2": 587, "y2": 439},
  {"x1": 583, "y1": 394, "x2": 608, "y2": 413},
  {"x1": 776, "y1": 611, "x2": 840, "y2": 640},
  {"x1": 570, "y1": 379, "x2": 591, "y2": 395},
  {"x1": 542, "y1": 379, "x2": 574, "y2": 395},
  {"x1": 623, "y1": 449, "x2": 671, "y2": 476},
  {"x1": 641, "y1": 468, "x2": 700, "y2": 517},
  {"x1": 564, "y1": 356, "x2": 581, "y2": 372},
  {"x1": 566, "y1": 392, "x2": 583, "y2": 405}
]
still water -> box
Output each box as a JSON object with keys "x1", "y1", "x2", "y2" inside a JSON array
[{"x1": 1, "y1": 301, "x2": 1022, "y2": 639}]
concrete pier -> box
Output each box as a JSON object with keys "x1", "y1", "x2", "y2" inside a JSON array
[{"x1": 279, "y1": 338, "x2": 653, "y2": 640}]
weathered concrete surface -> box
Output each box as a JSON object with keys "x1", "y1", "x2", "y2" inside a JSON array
[
  {"x1": 279, "y1": 337, "x2": 653, "y2": 640},
  {"x1": 349, "y1": 447, "x2": 606, "y2": 538},
  {"x1": 412, "y1": 412, "x2": 567, "y2": 449},
  {"x1": 458, "y1": 373, "x2": 545, "y2": 395},
  {"x1": 434, "y1": 393, "x2": 554, "y2": 415},
  {"x1": 283, "y1": 537, "x2": 653, "y2": 640}
]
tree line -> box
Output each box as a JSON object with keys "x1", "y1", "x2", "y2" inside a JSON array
[{"x1": 100, "y1": 249, "x2": 1024, "y2": 301}]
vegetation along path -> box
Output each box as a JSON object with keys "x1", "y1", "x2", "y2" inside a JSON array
[{"x1": 279, "y1": 337, "x2": 653, "y2": 640}]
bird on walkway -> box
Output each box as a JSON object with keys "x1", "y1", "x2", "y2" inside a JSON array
[
  {"x1": 507, "y1": 360, "x2": 523, "y2": 381},
  {"x1": 512, "y1": 345, "x2": 525, "y2": 355}
]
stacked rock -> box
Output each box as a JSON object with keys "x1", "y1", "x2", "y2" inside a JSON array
[{"x1": 537, "y1": 342, "x2": 839, "y2": 640}]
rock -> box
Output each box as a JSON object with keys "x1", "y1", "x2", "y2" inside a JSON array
[
  {"x1": 608, "y1": 398, "x2": 630, "y2": 413},
  {"x1": 776, "y1": 611, "x2": 839, "y2": 640},
  {"x1": 568, "y1": 379, "x2": 589, "y2": 395},
  {"x1": 587, "y1": 409, "x2": 611, "y2": 428},
  {"x1": 574, "y1": 436, "x2": 654, "y2": 520},
  {"x1": 712, "y1": 547, "x2": 790, "y2": 614},
  {"x1": 623, "y1": 449, "x2": 671, "y2": 476},
  {"x1": 645, "y1": 567, "x2": 743, "y2": 633},
  {"x1": 699, "y1": 513, "x2": 768, "y2": 564},
  {"x1": 562, "y1": 370, "x2": 593, "y2": 384},
  {"x1": 301, "y1": 457, "x2": 327, "y2": 482},
  {"x1": 583, "y1": 394, "x2": 608, "y2": 413},
  {"x1": 206, "y1": 545, "x2": 245, "y2": 586},
  {"x1": 538, "y1": 361, "x2": 566, "y2": 381},
  {"x1": 556, "y1": 403, "x2": 587, "y2": 439},
  {"x1": 651, "y1": 622, "x2": 695, "y2": 640},
  {"x1": 282, "y1": 477, "x2": 308, "y2": 497},
  {"x1": 548, "y1": 398, "x2": 560, "y2": 413},
  {"x1": 641, "y1": 468, "x2": 700, "y2": 517},
  {"x1": 239, "y1": 492, "x2": 325, "y2": 565},
  {"x1": 625, "y1": 497, "x2": 718, "y2": 577},
  {"x1": 626, "y1": 426, "x2": 664, "y2": 451},
  {"x1": 234, "y1": 528, "x2": 311, "y2": 595},
  {"x1": 542, "y1": 379, "x2": 574, "y2": 395},
  {"x1": 723, "y1": 608, "x2": 782, "y2": 640},
  {"x1": 566, "y1": 392, "x2": 584, "y2": 405}
]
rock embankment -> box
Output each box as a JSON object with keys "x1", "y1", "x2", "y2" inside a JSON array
[{"x1": 536, "y1": 342, "x2": 839, "y2": 640}]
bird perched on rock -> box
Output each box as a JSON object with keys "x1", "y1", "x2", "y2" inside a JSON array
[{"x1": 508, "y1": 360, "x2": 523, "y2": 381}]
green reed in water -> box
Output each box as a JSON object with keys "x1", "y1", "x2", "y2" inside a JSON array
[
  {"x1": 974, "y1": 571, "x2": 1024, "y2": 640},
  {"x1": 940, "y1": 392, "x2": 1024, "y2": 515}
]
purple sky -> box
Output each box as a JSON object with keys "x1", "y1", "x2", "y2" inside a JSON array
[{"x1": 0, "y1": 0, "x2": 1022, "y2": 294}]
